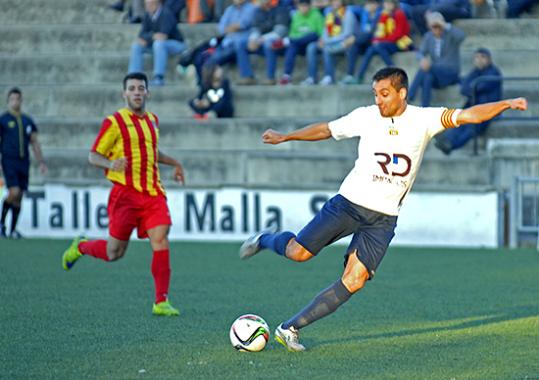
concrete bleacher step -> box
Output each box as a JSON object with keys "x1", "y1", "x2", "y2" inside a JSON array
[
  {"x1": 0, "y1": 84, "x2": 469, "y2": 118},
  {"x1": 3, "y1": 48, "x2": 539, "y2": 86},
  {"x1": 0, "y1": 23, "x2": 217, "y2": 55},
  {"x1": 0, "y1": 0, "x2": 123, "y2": 25},
  {"x1": 456, "y1": 19, "x2": 539, "y2": 50},
  {"x1": 33, "y1": 146, "x2": 491, "y2": 189}
]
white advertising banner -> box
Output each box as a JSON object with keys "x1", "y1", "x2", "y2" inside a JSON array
[{"x1": 9, "y1": 185, "x2": 498, "y2": 247}]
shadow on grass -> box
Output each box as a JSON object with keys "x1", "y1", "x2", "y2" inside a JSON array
[{"x1": 313, "y1": 304, "x2": 539, "y2": 348}]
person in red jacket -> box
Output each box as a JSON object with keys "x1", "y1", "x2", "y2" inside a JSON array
[{"x1": 355, "y1": 0, "x2": 412, "y2": 83}]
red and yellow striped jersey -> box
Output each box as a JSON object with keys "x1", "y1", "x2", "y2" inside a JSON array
[{"x1": 91, "y1": 108, "x2": 165, "y2": 196}]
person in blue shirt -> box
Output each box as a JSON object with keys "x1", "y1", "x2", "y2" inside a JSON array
[
  {"x1": 435, "y1": 47, "x2": 503, "y2": 154},
  {"x1": 0, "y1": 88, "x2": 47, "y2": 239}
]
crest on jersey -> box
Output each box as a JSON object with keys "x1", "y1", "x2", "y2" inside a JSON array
[
  {"x1": 389, "y1": 128, "x2": 398, "y2": 136},
  {"x1": 8, "y1": 121, "x2": 15, "y2": 128}
]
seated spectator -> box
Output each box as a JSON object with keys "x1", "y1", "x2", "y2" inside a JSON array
[
  {"x1": 315, "y1": 0, "x2": 358, "y2": 85},
  {"x1": 434, "y1": 47, "x2": 502, "y2": 154},
  {"x1": 278, "y1": 0, "x2": 325, "y2": 85},
  {"x1": 197, "y1": 0, "x2": 257, "y2": 85},
  {"x1": 341, "y1": 0, "x2": 382, "y2": 84},
  {"x1": 408, "y1": 12, "x2": 465, "y2": 106},
  {"x1": 411, "y1": 0, "x2": 471, "y2": 35},
  {"x1": 506, "y1": 0, "x2": 538, "y2": 17},
  {"x1": 186, "y1": 0, "x2": 227, "y2": 23},
  {"x1": 128, "y1": 0, "x2": 188, "y2": 86},
  {"x1": 110, "y1": 0, "x2": 184, "y2": 23},
  {"x1": 236, "y1": 0, "x2": 291, "y2": 85},
  {"x1": 189, "y1": 63, "x2": 234, "y2": 118},
  {"x1": 355, "y1": 0, "x2": 413, "y2": 83},
  {"x1": 178, "y1": 36, "x2": 224, "y2": 82},
  {"x1": 399, "y1": 0, "x2": 428, "y2": 20}
]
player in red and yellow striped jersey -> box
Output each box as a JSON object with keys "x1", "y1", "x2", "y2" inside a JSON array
[{"x1": 62, "y1": 72, "x2": 185, "y2": 316}]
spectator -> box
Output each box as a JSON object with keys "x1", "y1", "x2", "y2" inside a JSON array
[
  {"x1": 408, "y1": 12, "x2": 465, "y2": 106},
  {"x1": 355, "y1": 0, "x2": 413, "y2": 83},
  {"x1": 200, "y1": 0, "x2": 257, "y2": 85},
  {"x1": 189, "y1": 63, "x2": 235, "y2": 118},
  {"x1": 341, "y1": 0, "x2": 382, "y2": 84},
  {"x1": 506, "y1": 0, "x2": 538, "y2": 17},
  {"x1": 128, "y1": 0, "x2": 188, "y2": 86},
  {"x1": 315, "y1": 0, "x2": 358, "y2": 85},
  {"x1": 278, "y1": 0, "x2": 325, "y2": 85},
  {"x1": 411, "y1": 0, "x2": 471, "y2": 35},
  {"x1": 435, "y1": 47, "x2": 502, "y2": 154},
  {"x1": 236, "y1": 0, "x2": 290, "y2": 85},
  {"x1": 110, "y1": 0, "x2": 184, "y2": 23},
  {"x1": 0, "y1": 88, "x2": 47, "y2": 239}
]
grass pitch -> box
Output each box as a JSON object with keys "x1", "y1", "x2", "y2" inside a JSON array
[{"x1": 1, "y1": 239, "x2": 538, "y2": 380}]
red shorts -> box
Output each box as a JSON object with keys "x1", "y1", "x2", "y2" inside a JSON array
[{"x1": 108, "y1": 184, "x2": 172, "y2": 240}]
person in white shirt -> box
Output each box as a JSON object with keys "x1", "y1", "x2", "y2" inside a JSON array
[{"x1": 239, "y1": 67, "x2": 528, "y2": 352}]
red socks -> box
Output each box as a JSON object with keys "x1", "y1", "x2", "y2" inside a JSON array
[
  {"x1": 78, "y1": 240, "x2": 109, "y2": 261},
  {"x1": 151, "y1": 249, "x2": 171, "y2": 304}
]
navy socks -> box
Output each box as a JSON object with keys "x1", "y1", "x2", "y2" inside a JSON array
[{"x1": 259, "y1": 231, "x2": 295, "y2": 256}]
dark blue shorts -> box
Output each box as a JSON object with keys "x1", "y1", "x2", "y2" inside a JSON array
[
  {"x1": 296, "y1": 194, "x2": 397, "y2": 279},
  {"x1": 1, "y1": 158, "x2": 30, "y2": 191}
]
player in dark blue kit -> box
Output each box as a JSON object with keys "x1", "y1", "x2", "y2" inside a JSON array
[{"x1": 0, "y1": 88, "x2": 47, "y2": 239}]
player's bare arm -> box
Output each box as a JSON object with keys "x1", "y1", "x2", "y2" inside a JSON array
[
  {"x1": 457, "y1": 97, "x2": 528, "y2": 125},
  {"x1": 157, "y1": 150, "x2": 185, "y2": 184},
  {"x1": 262, "y1": 122, "x2": 332, "y2": 145},
  {"x1": 88, "y1": 151, "x2": 127, "y2": 172},
  {"x1": 30, "y1": 132, "x2": 47, "y2": 174}
]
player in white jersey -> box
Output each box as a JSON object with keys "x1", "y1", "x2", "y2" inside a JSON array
[{"x1": 239, "y1": 67, "x2": 527, "y2": 352}]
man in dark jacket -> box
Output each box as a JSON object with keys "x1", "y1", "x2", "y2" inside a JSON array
[
  {"x1": 435, "y1": 47, "x2": 503, "y2": 154},
  {"x1": 128, "y1": 0, "x2": 187, "y2": 86}
]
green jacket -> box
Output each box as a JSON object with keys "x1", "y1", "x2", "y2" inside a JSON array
[{"x1": 289, "y1": 9, "x2": 325, "y2": 39}]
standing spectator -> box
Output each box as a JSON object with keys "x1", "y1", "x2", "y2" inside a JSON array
[
  {"x1": 408, "y1": 12, "x2": 465, "y2": 107},
  {"x1": 341, "y1": 0, "x2": 382, "y2": 84},
  {"x1": 355, "y1": 0, "x2": 413, "y2": 83},
  {"x1": 128, "y1": 0, "x2": 188, "y2": 86},
  {"x1": 201, "y1": 0, "x2": 257, "y2": 85},
  {"x1": 236, "y1": 0, "x2": 290, "y2": 85},
  {"x1": 189, "y1": 63, "x2": 235, "y2": 118},
  {"x1": 0, "y1": 88, "x2": 47, "y2": 239},
  {"x1": 316, "y1": 0, "x2": 358, "y2": 85},
  {"x1": 278, "y1": 0, "x2": 325, "y2": 85},
  {"x1": 435, "y1": 48, "x2": 502, "y2": 154},
  {"x1": 411, "y1": 0, "x2": 471, "y2": 35}
]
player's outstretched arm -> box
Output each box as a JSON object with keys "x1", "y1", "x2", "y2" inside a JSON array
[
  {"x1": 457, "y1": 97, "x2": 528, "y2": 125},
  {"x1": 262, "y1": 122, "x2": 332, "y2": 145},
  {"x1": 157, "y1": 150, "x2": 185, "y2": 185}
]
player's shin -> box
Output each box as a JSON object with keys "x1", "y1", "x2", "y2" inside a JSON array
[
  {"x1": 151, "y1": 249, "x2": 171, "y2": 303},
  {"x1": 79, "y1": 240, "x2": 109, "y2": 261},
  {"x1": 259, "y1": 231, "x2": 296, "y2": 256},
  {"x1": 282, "y1": 279, "x2": 352, "y2": 330}
]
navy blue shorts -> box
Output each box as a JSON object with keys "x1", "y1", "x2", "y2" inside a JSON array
[
  {"x1": 296, "y1": 194, "x2": 397, "y2": 279},
  {"x1": 1, "y1": 158, "x2": 30, "y2": 191}
]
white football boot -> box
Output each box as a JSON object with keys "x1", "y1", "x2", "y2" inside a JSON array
[
  {"x1": 275, "y1": 323, "x2": 306, "y2": 352},
  {"x1": 239, "y1": 226, "x2": 277, "y2": 260}
]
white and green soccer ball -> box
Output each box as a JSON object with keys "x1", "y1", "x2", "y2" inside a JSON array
[{"x1": 229, "y1": 314, "x2": 270, "y2": 352}]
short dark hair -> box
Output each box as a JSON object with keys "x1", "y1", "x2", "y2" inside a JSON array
[
  {"x1": 7, "y1": 87, "x2": 22, "y2": 99},
  {"x1": 372, "y1": 67, "x2": 408, "y2": 92},
  {"x1": 123, "y1": 72, "x2": 148, "y2": 90}
]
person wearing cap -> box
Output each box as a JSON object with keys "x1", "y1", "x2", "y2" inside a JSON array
[
  {"x1": 407, "y1": 11, "x2": 465, "y2": 107},
  {"x1": 434, "y1": 47, "x2": 503, "y2": 154}
]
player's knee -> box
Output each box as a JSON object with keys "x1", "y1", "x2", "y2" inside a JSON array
[
  {"x1": 107, "y1": 246, "x2": 126, "y2": 261},
  {"x1": 286, "y1": 240, "x2": 314, "y2": 262},
  {"x1": 342, "y1": 252, "x2": 370, "y2": 293}
]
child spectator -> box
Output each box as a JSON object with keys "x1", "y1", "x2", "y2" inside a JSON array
[
  {"x1": 278, "y1": 0, "x2": 325, "y2": 85},
  {"x1": 355, "y1": 0, "x2": 413, "y2": 83},
  {"x1": 316, "y1": 0, "x2": 358, "y2": 85},
  {"x1": 341, "y1": 0, "x2": 382, "y2": 84},
  {"x1": 189, "y1": 63, "x2": 234, "y2": 118}
]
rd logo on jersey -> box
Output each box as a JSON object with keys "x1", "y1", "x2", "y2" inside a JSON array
[{"x1": 375, "y1": 152, "x2": 411, "y2": 177}]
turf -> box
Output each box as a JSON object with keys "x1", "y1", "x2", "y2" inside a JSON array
[{"x1": 1, "y1": 239, "x2": 538, "y2": 380}]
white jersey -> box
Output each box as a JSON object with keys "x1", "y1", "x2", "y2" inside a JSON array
[{"x1": 328, "y1": 104, "x2": 459, "y2": 216}]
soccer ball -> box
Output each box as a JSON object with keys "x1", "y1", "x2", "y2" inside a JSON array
[{"x1": 229, "y1": 314, "x2": 270, "y2": 352}]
